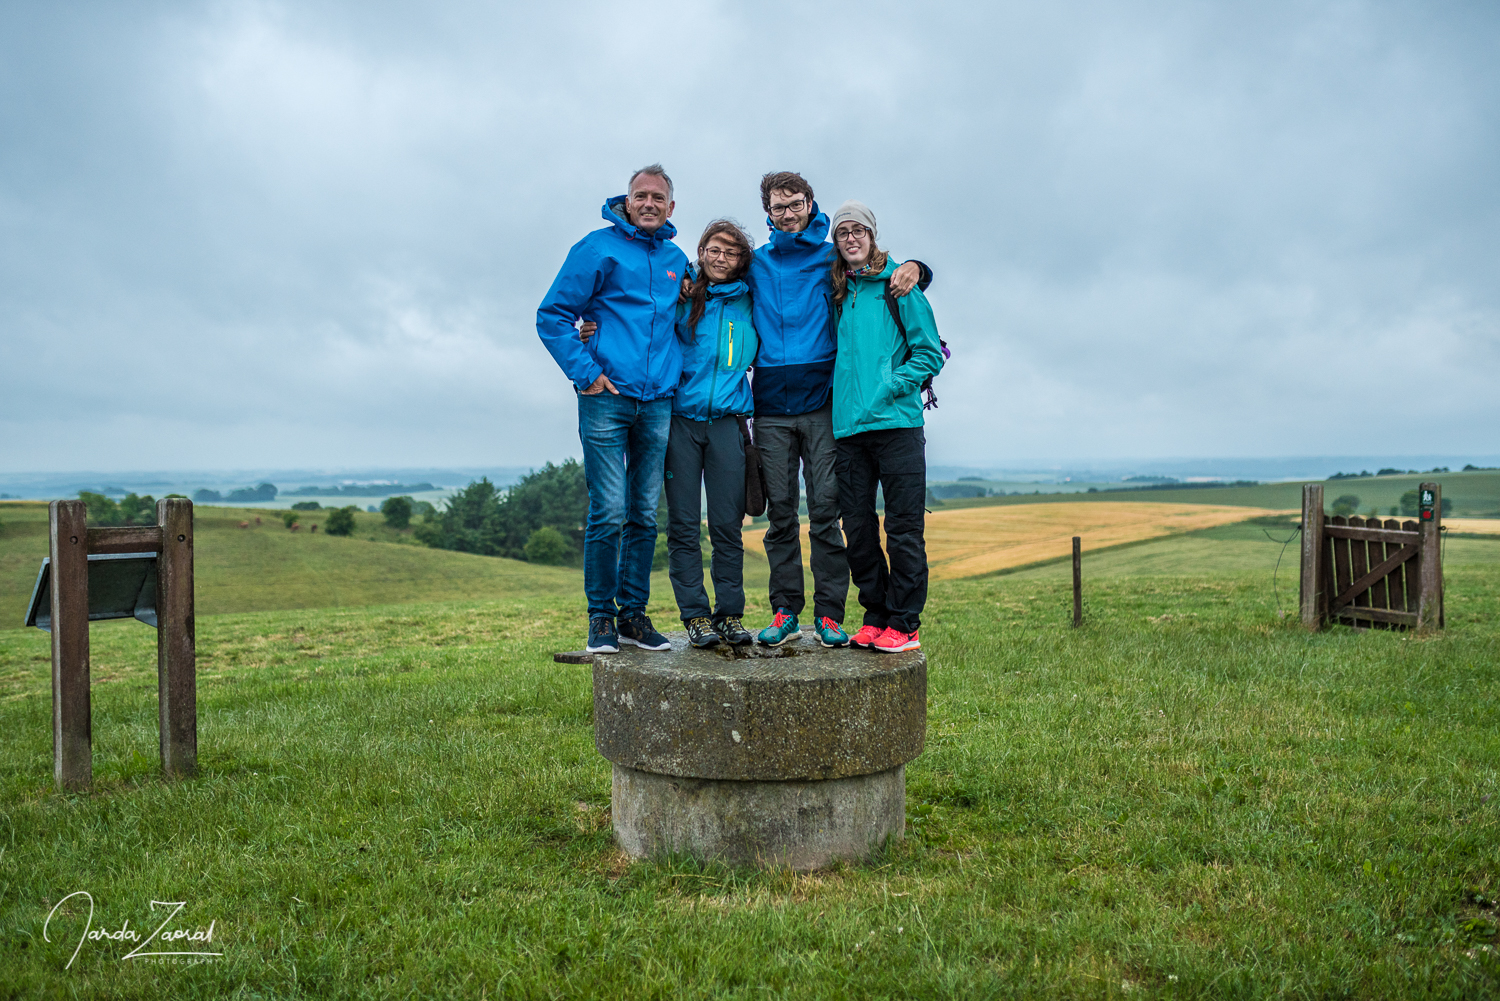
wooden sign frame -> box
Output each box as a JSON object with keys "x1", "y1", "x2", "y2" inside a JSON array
[{"x1": 47, "y1": 498, "x2": 196, "y2": 790}]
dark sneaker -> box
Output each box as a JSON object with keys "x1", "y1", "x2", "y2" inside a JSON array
[
  {"x1": 619, "y1": 613, "x2": 671, "y2": 651},
  {"x1": 816, "y1": 616, "x2": 850, "y2": 647},
  {"x1": 714, "y1": 616, "x2": 754, "y2": 646},
  {"x1": 873, "y1": 628, "x2": 920, "y2": 653},
  {"x1": 850, "y1": 624, "x2": 884, "y2": 649},
  {"x1": 758, "y1": 608, "x2": 800, "y2": 646},
  {"x1": 586, "y1": 616, "x2": 619, "y2": 654},
  {"x1": 685, "y1": 617, "x2": 721, "y2": 648}
]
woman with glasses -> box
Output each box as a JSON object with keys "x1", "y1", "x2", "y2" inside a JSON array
[
  {"x1": 660, "y1": 220, "x2": 761, "y2": 648},
  {"x1": 827, "y1": 201, "x2": 944, "y2": 654}
]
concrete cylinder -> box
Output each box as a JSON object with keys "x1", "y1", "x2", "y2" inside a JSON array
[{"x1": 593, "y1": 630, "x2": 925, "y2": 870}]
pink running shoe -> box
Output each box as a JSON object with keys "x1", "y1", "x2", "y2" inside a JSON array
[
  {"x1": 850, "y1": 624, "x2": 884, "y2": 649},
  {"x1": 873, "y1": 628, "x2": 920, "y2": 653}
]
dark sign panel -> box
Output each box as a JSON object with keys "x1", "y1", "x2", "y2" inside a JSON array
[{"x1": 24, "y1": 553, "x2": 159, "y2": 632}]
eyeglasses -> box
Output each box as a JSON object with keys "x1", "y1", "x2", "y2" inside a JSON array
[
  {"x1": 769, "y1": 198, "x2": 808, "y2": 217},
  {"x1": 702, "y1": 247, "x2": 743, "y2": 261},
  {"x1": 835, "y1": 225, "x2": 871, "y2": 243}
]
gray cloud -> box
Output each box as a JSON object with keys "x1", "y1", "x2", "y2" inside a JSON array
[{"x1": 1, "y1": 0, "x2": 1495, "y2": 471}]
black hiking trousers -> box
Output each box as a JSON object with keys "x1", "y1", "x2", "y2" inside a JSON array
[
  {"x1": 755, "y1": 404, "x2": 849, "y2": 625},
  {"x1": 834, "y1": 426, "x2": 928, "y2": 634},
  {"x1": 664, "y1": 415, "x2": 746, "y2": 622}
]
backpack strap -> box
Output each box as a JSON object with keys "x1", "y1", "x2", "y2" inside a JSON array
[{"x1": 883, "y1": 283, "x2": 942, "y2": 411}]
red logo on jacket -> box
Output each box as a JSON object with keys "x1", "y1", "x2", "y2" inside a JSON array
[{"x1": 667, "y1": 271, "x2": 677, "y2": 281}]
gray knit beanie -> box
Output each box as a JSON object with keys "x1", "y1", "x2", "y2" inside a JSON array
[{"x1": 830, "y1": 200, "x2": 877, "y2": 242}]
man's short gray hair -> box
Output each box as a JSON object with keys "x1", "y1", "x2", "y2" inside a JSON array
[{"x1": 628, "y1": 163, "x2": 674, "y2": 200}]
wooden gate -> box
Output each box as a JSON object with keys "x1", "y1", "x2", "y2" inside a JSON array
[{"x1": 1298, "y1": 482, "x2": 1443, "y2": 631}]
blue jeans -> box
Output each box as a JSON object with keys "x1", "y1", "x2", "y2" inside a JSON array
[{"x1": 578, "y1": 392, "x2": 672, "y2": 620}]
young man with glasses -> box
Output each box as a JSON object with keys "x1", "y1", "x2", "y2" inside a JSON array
[
  {"x1": 536, "y1": 164, "x2": 687, "y2": 655},
  {"x1": 747, "y1": 171, "x2": 930, "y2": 648}
]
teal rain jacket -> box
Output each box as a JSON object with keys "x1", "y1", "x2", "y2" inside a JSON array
[
  {"x1": 832, "y1": 257, "x2": 945, "y2": 440},
  {"x1": 673, "y1": 275, "x2": 757, "y2": 421},
  {"x1": 536, "y1": 196, "x2": 689, "y2": 401}
]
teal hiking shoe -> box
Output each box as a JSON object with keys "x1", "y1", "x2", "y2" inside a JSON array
[
  {"x1": 757, "y1": 608, "x2": 800, "y2": 646},
  {"x1": 815, "y1": 616, "x2": 850, "y2": 648}
]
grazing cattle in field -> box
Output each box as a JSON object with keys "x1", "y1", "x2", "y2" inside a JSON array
[
  {"x1": 290, "y1": 523, "x2": 301, "y2": 532},
  {"x1": 238, "y1": 521, "x2": 250, "y2": 529},
  {"x1": 310, "y1": 523, "x2": 318, "y2": 533},
  {"x1": 254, "y1": 516, "x2": 262, "y2": 525}
]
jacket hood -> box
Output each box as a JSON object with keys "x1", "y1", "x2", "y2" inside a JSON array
[
  {"x1": 603, "y1": 195, "x2": 678, "y2": 243},
  {"x1": 707, "y1": 278, "x2": 749, "y2": 299},
  {"x1": 766, "y1": 201, "x2": 830, "y2": 253},
  {"x1": 684, "y1": 264, "x2": 750, "y2": 300}
]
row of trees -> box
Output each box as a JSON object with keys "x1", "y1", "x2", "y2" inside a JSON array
[
  {"x1": 414, "y1": 461, "x2": 588, "y2": 566},
  {"x1": 1329, "y1": 492, "x2": 1455, "y2": 518},
  {"x1": 193, "y1": 483, "x2": 278, "y2": 503},
  {"x1": 78, "y1": 491, "x2": 179, "y2": 525}
]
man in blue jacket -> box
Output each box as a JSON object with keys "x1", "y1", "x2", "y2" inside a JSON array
[
  {"x1": 749, "y1": 171, "x2": 930, "y2": 648},
  {"x1": 536, "y1": 164, "x2": 687, "y2": 655}
]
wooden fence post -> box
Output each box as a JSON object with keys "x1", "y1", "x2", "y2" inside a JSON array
[
  {"x1": 1298, "y1": 484, "x2": 1325, "y2": 630},
  {"x1": 50, "y1": 500, "x2": 91, "y2": 790},
  {"x1": 156, "y1": 498, "x2": 197, "y2": 777},
  {"x1": 1416, "y1": 481, "x2": 1443, "y2": 632},
  {"x1": 1071, "y1": 536, "x2": 1082, "y2": 628}
]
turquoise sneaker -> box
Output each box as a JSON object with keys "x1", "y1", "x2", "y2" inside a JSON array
[
  {"x1": 815, "y1": 616, "x2": 850, "y2": 648},
  {"x1": 757, "y1": 608, "x2": 800, "y2": 646}
]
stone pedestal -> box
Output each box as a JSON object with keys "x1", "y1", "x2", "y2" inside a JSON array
[{"x1": 592, "y1": 630, "x2": 925, "y2": 870}]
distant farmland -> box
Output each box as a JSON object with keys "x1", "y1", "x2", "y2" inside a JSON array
[{"x1": 935, "y1": 469, "x2": 1500, "y2": 519}]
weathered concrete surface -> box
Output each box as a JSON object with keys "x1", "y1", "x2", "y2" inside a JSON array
[
  {"x1": 612, "y1": 762, "x2": 905, "y2": 870},
  {"x1": 593, "y1": 629, "x2": 925, "y2": 781}
]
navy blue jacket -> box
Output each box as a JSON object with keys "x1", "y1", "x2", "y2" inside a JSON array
[
  {"x1": 536, "y1": 196, "x2": 690, "y2": 401},
  {"x1": 747, "y1": 202, "x2": 931, "y2": 416}
]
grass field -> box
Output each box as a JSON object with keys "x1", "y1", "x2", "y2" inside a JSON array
[
  {"x1": 940, "y1": 470, "x2": 1500, "y2": 519},
  {"x1": 0, "y1": 502, "x2": 583, "y2": 630},
  {"x1": 2, "y1": 509, "x2": 1499, "y2": 997},
  {"x1": 922, "y1": 502, "x2": 1284, "y2": 580},
  {"x1": 741, "y1": 503, "x2": 1285, "y2": 582}
]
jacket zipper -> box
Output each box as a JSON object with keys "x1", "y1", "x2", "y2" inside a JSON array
[{"x1": 707, "y1": 308, "x2": 723, "y2": 424}]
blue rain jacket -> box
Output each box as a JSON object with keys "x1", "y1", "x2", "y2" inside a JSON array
[
  {"x1": 747, "y1": 202, "x2": 933, "y2": 416},
  {"x1": 536, "y1": 196, "x2": 690, "y2": 401},
  {"x1": 746, "y1": 204, "x2": 838, "y2": 417},
  {"x1": 673, "y1": 275, "x2": 757, "y2": 421}
]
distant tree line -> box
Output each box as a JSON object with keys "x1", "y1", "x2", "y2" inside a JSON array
[
  {"x1": 285, "y1": 482, "x2": 437, "y2": 498},
  {"x1": 78, "y1": 491, "x2": 162, "y2": 525},
  {"x1": 415, "y1": 461, "x2": 586, "y2": 566},
  {"x1": 1089, "y1": 480, "x2": 1260, "y2": 494},
  {"x1": 1328, "y1": 492, "x2": 1455, "y2": 518},
  {"x1": 1331, "y1": 467, "x2": 1453, "y2": 480},
  {"x1": 194, "y1": 483, "x2": 277, "y2": 503}
]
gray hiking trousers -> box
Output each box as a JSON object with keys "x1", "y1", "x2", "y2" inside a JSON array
[{"x1": 754, "y1": 404, "x2": 849, "y2": 624}]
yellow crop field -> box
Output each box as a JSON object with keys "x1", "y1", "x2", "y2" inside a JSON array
[
  {"x1": 1446, "y1": 518, "x2": 1500, "y2": 535},
  {"x1": 743, "y1": 501, "x2": 1286, "y2": 580}
]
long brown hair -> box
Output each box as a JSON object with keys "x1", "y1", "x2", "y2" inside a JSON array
[
  {"x1": 685, "y1": 219, "x2": 754, "y2": 335},
  {"x1": 829, "y1": 239, "x2": 888, "y2": 306}
]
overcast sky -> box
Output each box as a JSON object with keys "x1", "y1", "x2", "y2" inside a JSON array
[{"x1": 2, "y1": 0, "x2": 1496, "y2": 472}]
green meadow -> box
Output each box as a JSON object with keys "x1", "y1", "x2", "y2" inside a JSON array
[
  {"x1": 1, "y1": 500, "x2": 1499, "y2": 998},
  {"x1": 939, "y1": 469, "x2": 1500, "y2": 519}
]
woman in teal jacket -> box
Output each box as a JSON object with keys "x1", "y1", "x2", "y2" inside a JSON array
[
  {"x1": 665, "y1": 220, "x2": 759, "y2": 648},
  {"x1": 828, "y1": 200, "x2": 944, "y2": 654}
]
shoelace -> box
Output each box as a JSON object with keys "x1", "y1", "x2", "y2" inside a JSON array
[
  {"x1": 772, "y1": 612, "x2": 791, "y2": 627},
  {"x1": 689, "y1": 616, "x2": 713, "y2": 631}
]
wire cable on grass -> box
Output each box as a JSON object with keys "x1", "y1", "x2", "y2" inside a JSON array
[{"x1": 1264, "y1": 524, "x2": 1302, "y2": 619}]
